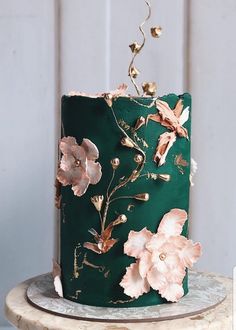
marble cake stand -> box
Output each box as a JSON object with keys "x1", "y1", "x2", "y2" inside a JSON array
[{"x1": 5, "y1": 272, "x2": 232, "y2": 330}]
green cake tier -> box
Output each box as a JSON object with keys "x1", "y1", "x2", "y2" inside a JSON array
[{"x1": 59, "y1": 93, "x2": 191, "y2": 307}]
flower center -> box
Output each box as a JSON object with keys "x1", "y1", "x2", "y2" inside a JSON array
[
  {"x1": 75, "y1": 160, "x2": 81, "y2": 167},
  {"x1": 159, "y1": 252, "x2": 166, "y2": 261}
]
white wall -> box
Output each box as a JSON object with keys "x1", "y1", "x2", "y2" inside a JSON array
[
  {"x1": 1, "y1": 0, "x2": 236, "y2": 327},
  {"x1": 0, "y1": 0, "x2": 57, "y2": 327}
]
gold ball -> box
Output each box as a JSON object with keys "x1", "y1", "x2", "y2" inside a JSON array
[
  {"x1": 111, "y1": 158, "x2": 120, "y2": 169},
  {"x1": 134, "y1": 154, "x2": 143, "y2": 164},
  {"x1": 159, "y1": 253, "x2": 166, "y2": 261}
]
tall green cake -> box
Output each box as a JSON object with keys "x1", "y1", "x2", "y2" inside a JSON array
[
  {"x1": 53, "y1": 1, "x2": 201, "y2": 309},
  {"x1": 54, "y1": 91, "x2": 201, "y2": 307}
]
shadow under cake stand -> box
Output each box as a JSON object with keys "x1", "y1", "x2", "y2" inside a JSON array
[{"x1": 5, "y1": 271, "x2": 232, "y2": 330}]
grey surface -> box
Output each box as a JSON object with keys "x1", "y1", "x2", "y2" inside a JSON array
[{"x1": 26, "y1": 272, "x2": 226, "y2": 322}]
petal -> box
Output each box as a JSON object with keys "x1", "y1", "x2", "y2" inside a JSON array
[
  {"x1": 87, "y1": 160, "x2": 102, "y2": 185},
  {"x1": 83, "y1": 242, "x2": 102, "y2": 254},
  {"x1": 179, "y1": 240, "x2": 202, "y2": 268},
  {"x1": 124, "y1": 228, "x2": 153, "y2": 258},
  {"x1": 81, "y1": 138, "x2": 99, "y2": 161},
  {"x1": 59, "y1": 136, "x2": 78, "y2": 155},
  {"x1": 120, "y1": 262, "x2": 150, "y2": 299},
  {"x1": 173, "y1": 99, "x2": 184, "y2": 118},
  {"x1": 54, "y1": 275, "x2": 63, "y2": 298},
  {"x1": 72, "y1": 173, "x2": 90, "y2": 196},
  {"x1": 179, "y1": 106, "x2": 190, "y2": 126},
  {"x1": 156, "y1": 100, "x2": 179, "y2": 128},
  {"x1": 60, "y1": 154, "x2": 75, "y2": 172},
  {"x1": 57, "y1": 168, "x2": 73, "y2": 186},
  {"x1": 147, "y1": 266, "x2": 168, "y2": 291},
  {"x1": 158, "y1": 208, "x2": 188, "y2": 237},
  {"x1": 110, "y1": 83, "x2": 128, "y2": 97},
  {"x1": 52, "y1": 259, "x2": 61, "y2": 278},
  {"x1": 154, "y1": 132, "x2": 176, "y2": 166},
  {"x1": 159, "y1": 282, "x2": 184, "y2": 302},
  {"x1": 145, "y1": 233, "x2": 166, "y2": 253},
  {"x1": 139, "y1": 250, "x2": 153, "y2": 278}
]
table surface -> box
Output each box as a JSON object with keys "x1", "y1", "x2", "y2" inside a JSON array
[{"x1": 5, "y1": 272, "x2": 233, "y2": 330}]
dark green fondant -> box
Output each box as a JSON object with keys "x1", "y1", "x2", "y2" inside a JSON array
[{"x1": 60, "y1": 94, "x2": 191, "y2": 307}]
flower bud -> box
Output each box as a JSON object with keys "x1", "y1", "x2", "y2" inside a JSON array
[
  {"x1": 142, "y1": 82, "x2": 157, "y2": 96},
  {"x1": 134, "y1": 116, "x2": 146, "y2": 131},
  {"x1": 121, "y1": 137, "x2": 134, "y2": 148},
  {"x1": 129, "y1": 41, "x2": 141, "y2": 53},
  {"x1": 158, "y1": 174, "x2": 171, "y2": 182},
  {"x1": 111, "y1": 158, "x2": 120, "y2": 170},
  {"x1": 134, "y1": 193, "x2": 150, "y2": 202},
  {"x1": 151, "y1": 26, "x2": 162, "y2": 38},
  {"x1": 91, "y1": 195, "x2": 104, "y2": 212},
  {"x1": 129, "y1": 66, "x2": 140, "y2": 79},
  {"x1": 134, "y1": 154, "x2": 143, "y2": 164}
]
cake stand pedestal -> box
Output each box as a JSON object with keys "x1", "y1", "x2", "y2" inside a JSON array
[{"x1": 5, "y1": 272, "x2": 232, "y2": 330}]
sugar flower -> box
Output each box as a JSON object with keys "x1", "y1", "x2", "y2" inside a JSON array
[
  {"x1": 120, "y1": 208, "x2": 202, "y2": 302},
  {"x1": 147, "y1": 99, "x2": 190, "y2": 166},
  {"x1": 57, "y1": 136, "x2": 102, "y2": 197},
  {"x1": 52, "y1": 259, "x2": 63, "y2": 298}
]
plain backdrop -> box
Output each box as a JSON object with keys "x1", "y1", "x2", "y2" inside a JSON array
[{"x1": 1, "y1": 0, "x2": 236, "y2": 328}]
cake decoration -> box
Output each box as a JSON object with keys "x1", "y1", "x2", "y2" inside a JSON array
[
  {"x1": 57, "y1": 136, "x2": 102, "y2": 197},
  {"x1": 147, "y1": 99, "x2": 190, "y2": 166},
  {"x1": 54, "y1": 0, "x2": 201, "y2": 308},
  {"x1": 120, "y1": 209, "x2": 202, "y2": 302},
  {"x1": 52, "y1": 259, "x2": 63, "y2": 298}
]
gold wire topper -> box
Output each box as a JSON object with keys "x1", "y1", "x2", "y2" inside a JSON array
[{"x1": 128, "y1": 0, "x2": 162, "y2": 96}]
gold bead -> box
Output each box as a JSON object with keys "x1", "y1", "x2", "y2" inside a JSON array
[
  {"x1": 129, "y1": 66, "x2": 140, "y2": 79},
  {"x1": 121, "y1": 137, "x2": 134, "y2": 148},
  {"x1": 159, "y1": 252, "x2": 166, "y2": 261},
  {"x1": 158, "y1": 174, "x2": 171, "y2": 182},
  {"x1": 90, "y1": 195, "x2": 104, "y2": 212},
  {"x1": 142, "y1": 82, "x2": 157, "y2": 96},
  {"x1": 111, "y1": 158, "x2": 120, "y2": 170},
  {"x1": 151, "y1": 26, "x2": 162, "y2": 38},
  {"x1": 134, "y1": 154, "x2": 143, "y2": 164},
  {"x1": 129, "y1": 41, "x2": 141, "y2": 53},
  {"x1": 134, "y1": 193, "x2": 150, "y2": 202},
  {"x1": 134, "y1": 116, "x2": 146, "y2": 131}
]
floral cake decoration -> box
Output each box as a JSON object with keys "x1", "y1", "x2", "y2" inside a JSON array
[{"x1": 53, "y1": 0, "x2": 202, "y2": 303}]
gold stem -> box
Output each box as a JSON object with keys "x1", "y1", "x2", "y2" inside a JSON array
[
  {"x1": 101, "y1": 106, "x2": 146, "y2": 233},
  {"x1": 128, "y1": 0, "x2": 152, "y2": 95}
]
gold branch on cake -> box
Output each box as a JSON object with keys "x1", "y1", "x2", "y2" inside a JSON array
[{"x1": 84, "y1": 105, "x2": 169, "y2": 255}]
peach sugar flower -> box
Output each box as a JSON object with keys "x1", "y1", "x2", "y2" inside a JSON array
[
  {"x1": 147, "y1": 99, "x2": 190, "y2": 166},
  {"x1": 120, "y1": 209, "x2": 201, "y2": 302},
  {"x1": 57, "y1": 136, "x2": 102, "y2": 197}
]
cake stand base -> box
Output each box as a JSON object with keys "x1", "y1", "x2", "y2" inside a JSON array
[{"x1": 25, "y1": 271, "x2": 226, "y2": 323}]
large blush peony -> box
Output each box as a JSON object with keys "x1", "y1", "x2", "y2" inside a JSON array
[
  {"x1": 57, "y1": 136, "x2": 102, "y2": 197},
  {"x1": 120, "y1": 209, "x2": 201, "y2": 302}
]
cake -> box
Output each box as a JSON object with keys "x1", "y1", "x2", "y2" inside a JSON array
[{"x1": 53, "y1": 2, "x2": 202, "y2": 309}]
